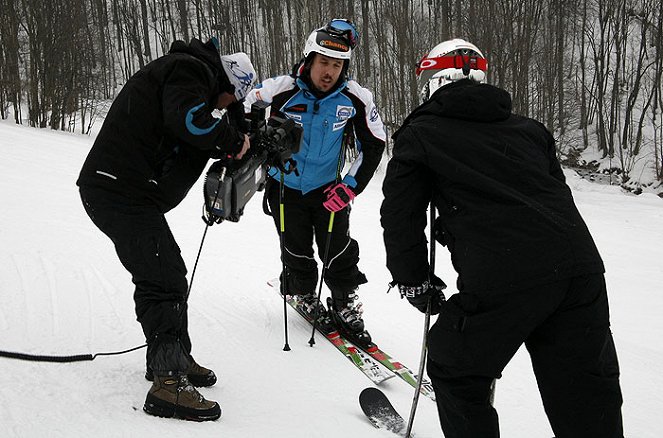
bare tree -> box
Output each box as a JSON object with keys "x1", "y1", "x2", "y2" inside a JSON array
[
  {"x1": 0, "y1": 0, "x2": 23, "y2": 123},
  {"x1": 2, "y1": 0, "x2": 661, "y2": 184}
]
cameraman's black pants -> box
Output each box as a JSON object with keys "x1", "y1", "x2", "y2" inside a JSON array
[
  {"x1": 426, "y1": 273, "x2": 623, "y2": 438},
  {"x1": 266, "y1": 180, "x2": 367, "y2": 304},
  {"x1": 79, "y1": 187, "x2": 192, "y2": 374}
]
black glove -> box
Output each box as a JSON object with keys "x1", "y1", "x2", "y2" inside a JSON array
[{"x1": 398, "y1": 274, "x2": 447, "y2": 315}]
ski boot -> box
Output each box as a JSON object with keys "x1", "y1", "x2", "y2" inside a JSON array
[
  {"x1": 295, "y1": 294, "x2": 327, "y2": 321},
  {"x1": 143, "y1": 374, "x2": 221, "y2": 421},
  {"x1": 291, "y1": 293, "x2": 334, "y2": 332},
  {"x1": 327, "y1": 293, "x2": 372, "y2": 348}
]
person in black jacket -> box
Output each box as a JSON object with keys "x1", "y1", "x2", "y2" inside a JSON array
[
  {"x1": 381, "y1": 39, "x2": 623, "y2": 438},
  {"x1": 77, "y1": 37, "x2": 256, "y2": 421}
]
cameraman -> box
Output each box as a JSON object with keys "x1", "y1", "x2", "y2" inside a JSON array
[
  {"x1": 245, "y1": 19, "x2": 386, "y2": 345},
  {"x1": 77, "y1": 37, "x2": 255, "y2": 422}
]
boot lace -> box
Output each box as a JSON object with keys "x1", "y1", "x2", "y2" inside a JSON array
[{"x1": 177, "y1": 375, "x2": 205, "y2": 403}]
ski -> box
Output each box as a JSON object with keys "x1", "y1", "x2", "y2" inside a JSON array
[
  {"x1": 359, "y1": 387, "x2": 407, "y2": 436},
  {"x1": 356, "y1": 342, "x2": 436, "y2": 401},
  {"x1": 267, "y1": 277, "x2": 435, "y2": 399},
  {"x1": 268, "y1": 279, "x2": 393, "y2": 385},
  {"x1": 326, "y1": 299, "x2": 436, "y2": 401}
]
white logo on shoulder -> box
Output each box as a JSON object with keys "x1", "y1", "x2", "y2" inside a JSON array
[
  {"x1": 336, "y1": 105, "x2": 354, "y2": 120},
  {"x1": 369, "y1": 107, "x2": 380, "y2": 122}
]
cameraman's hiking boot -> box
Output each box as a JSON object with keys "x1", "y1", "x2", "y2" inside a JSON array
[
  {"x1": 328, "y1": 294, "x2": 372, "y2": 347},
  {"x1": 146, "y1": 357, "x2": 217, "y2": 388},
  {"x1": 143, "y1": 374, "x2": 221, "y2": 421}
]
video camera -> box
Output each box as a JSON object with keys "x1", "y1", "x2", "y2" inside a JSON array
[{"x1": 203, "y1": 100, "x2": 302, "y2": 224}]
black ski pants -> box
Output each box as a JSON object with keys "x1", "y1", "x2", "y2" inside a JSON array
[
  {"x1": 80, "y1": 187, "x2": 192, "y2": 373},
  {"x1": 427, "y1": 273, "x2": 623, "y2": 438},
  {"x1": 265, "y1": 180, "x2": 367, "y2": 304}
]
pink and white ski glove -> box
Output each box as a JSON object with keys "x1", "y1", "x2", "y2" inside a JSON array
[{"x1": 323, "y1": 183, "x2": 356, "y2": 212}]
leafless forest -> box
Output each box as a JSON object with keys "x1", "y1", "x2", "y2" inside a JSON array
[{"x1": 1, "y1": 0, "x2": 661, "y2": 187}]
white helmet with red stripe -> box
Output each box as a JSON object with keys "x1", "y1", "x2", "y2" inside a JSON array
[{"x1": 416, "y1": 38, "x2": 488, "y2": 98}]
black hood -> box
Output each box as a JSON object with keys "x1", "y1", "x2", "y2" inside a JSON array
[
  {"x1": 393, "y1": 79, "x2": 512, "y2": 140},
  {"x1": 169, "y1": 38, "x2": 233, "y2": 94}
]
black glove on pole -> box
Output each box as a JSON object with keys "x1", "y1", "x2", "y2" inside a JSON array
[{"x1": 399, "y1": 274, "x2": 447, "y2": 314}]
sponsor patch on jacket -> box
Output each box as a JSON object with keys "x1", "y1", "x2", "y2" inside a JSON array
[
  {"x1": 285, "y1": 104, "x2": 307, "y2": 113},
  {"x1": 336, "y1": 105, "x2": 354, "y2": 120},
  {"x1": 285, "y1": 113, "x2": 302, "y2": 121},
  {"x1": 333, "y1": 120, "x2": 348, "y2": 131}
]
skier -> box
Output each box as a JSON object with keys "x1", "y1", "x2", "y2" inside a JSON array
[
  {"x1": 381, "y1": 39, "x2": 623, "y2": 437},
  {"x1": 245, "y1": 19, "x2": 386, "y2": 344},
  {"x1": 77, "y1": 37, "x2": 256, "y2": 421}
]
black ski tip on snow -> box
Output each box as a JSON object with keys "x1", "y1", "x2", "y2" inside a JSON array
[{"x1": 359, "y1": 387, "x2": 406, "y2": 435}]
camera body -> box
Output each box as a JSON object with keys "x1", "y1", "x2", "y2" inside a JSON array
[{"x1": 203, "y1": 101, "x2": 302, "y2": 223}]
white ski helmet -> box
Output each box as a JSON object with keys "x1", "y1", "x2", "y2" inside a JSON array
[
  {"x1": 416, "y1": 38, "x2": 488, "y2": 98},
  {"x1": 303, "y1": 19, "x2": 359, "y2": 61}
]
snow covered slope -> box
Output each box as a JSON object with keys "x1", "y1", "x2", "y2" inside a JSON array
[{"x1": 0, "y1": 120, "x2": 661, "y2": 437}]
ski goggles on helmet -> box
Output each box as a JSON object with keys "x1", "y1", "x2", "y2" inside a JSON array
[
  {"x1": 416, "y1": 53, "x2": 488, "y2": 78},
  {"x1": 325, "y1": 18, "x2": 360, "y2": 49}
]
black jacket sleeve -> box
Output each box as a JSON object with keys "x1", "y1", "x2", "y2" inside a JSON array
[
  {"x1": 162, "y1": 57, "x2": 244, "y2": 156},
  {"x1": 546, "y1": 132, "x2": 565, "y2": 183},
  {"x1": 380, "y1": 126, "x2": 433, "y2": 285}
]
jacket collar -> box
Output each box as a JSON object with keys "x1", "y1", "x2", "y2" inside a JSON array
[
  {"x1": 294, "y1": 61, "x2": 347, "y2": 101},
  {"x1": 393, "y1": 79, "x2": 512, "y2": 140}
]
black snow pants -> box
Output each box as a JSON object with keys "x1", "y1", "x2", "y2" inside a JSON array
[
  {"x1": 426, "y1": 273, "x2": 623, "y2": 438},
  {"x1": 80, "y1": 186, "x2": 192, "y2": 374},
  {"x1": 265, "y1": 180, "x2": 367, "y2": 306}
]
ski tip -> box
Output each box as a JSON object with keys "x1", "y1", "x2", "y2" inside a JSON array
[
  {"x1": 359, "y1": 387, "x2": 407, "y2": 435},
  {"x1": 359, "y1": 386, "x2": 383, "y2": 399}
]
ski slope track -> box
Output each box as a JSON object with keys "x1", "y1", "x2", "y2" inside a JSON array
[{"x1": 0, "y1": 120, "x2": 661, "y2": 437}]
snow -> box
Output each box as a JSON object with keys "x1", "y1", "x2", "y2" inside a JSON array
[{"x1": 0, "y1": 119, "x2": 661, "y2": 437}]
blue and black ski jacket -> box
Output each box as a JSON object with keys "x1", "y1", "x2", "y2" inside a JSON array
[{"x1": 244, "y1": 67, "x2": 386, "y2": 195}]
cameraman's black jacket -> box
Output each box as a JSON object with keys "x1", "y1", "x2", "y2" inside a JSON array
[
  {"x1": 77, "y1": 38, "x2": 244, "y2": 212},
  {"x1": 381, "y1": 80, "x2": 604, "y2": 292}
]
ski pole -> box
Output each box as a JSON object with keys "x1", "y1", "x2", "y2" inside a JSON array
[
  {"x1": 405, "y1": 203, "x2": 436, "y2": 437},
  {"x1": 308, "y1": 130, "x2": 349, "y2": 347},
  {"x1": 279, "y1": 172, "x2": 291, "y2": 351},
  {"x1": 308, "y1": 210, "x2": 335, "y2": 346},
  {"x1": 188, "y1": 165, "x2": 228, "y2": 302}
]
